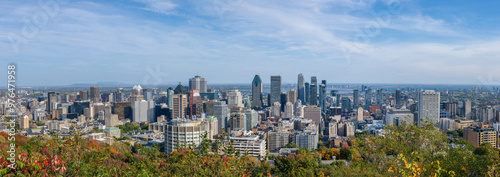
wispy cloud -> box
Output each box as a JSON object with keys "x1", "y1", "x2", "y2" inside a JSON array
[
  {"x1": 133, "y1": 0, "x2": 178, "y2": 15},
  {"x1": 0, "y1": 0, "x2": 499, "y2": 86}
]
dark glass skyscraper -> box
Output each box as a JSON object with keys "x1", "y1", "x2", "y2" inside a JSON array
[
  {"x1": 305, "y1": 82, "x2": 310, "y2": 104},
  {"x1": 174, "y1": 82, "x2": 186, "y2": 94},
  {"x1": 365, "y1": 88, "x2": 372, "y2": 110},
  {"x1": 47, "y1": 92, "x2": 57, "y2": 113},
  {"x1": 353, "y1": 89, "x2": 359, "y2": 109},
  {"x1": 309, "y1": 76, "x2": 317, "y2": 105},
  {"x1": 280, "y1": 92, "x2": 288, "y2": 112},
  {"x1": 341, "y1": 97, "x2": 352, "y2": 112},
  {"x1": 297, "y1": 73, "x2": 305, "y2": 103},
  {"x1": 331, "y1": 90, "x2": 340, "y2": 107},
  {"x1": 270, "y1": 76, "x2": 281, "y2": 104},
  {"x1": 319, "y1": 80, "x2": 326, "y2": 114},
  {"x1": 252, "y1": 75, "x2": 263, "y2": 109},
  {"x1": 376, "y1": 89, "x2": 383, "y2": 105},
  {"x1": 396, "y1": 89, "x2": 402, "y2": 109}
]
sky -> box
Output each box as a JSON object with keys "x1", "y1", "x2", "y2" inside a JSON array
[{"x1": 1, "y1": 0, "x2": 500, "y2": 87}]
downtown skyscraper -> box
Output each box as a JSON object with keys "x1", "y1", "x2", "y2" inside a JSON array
[
  {"x1": 353, "y1": 89, "x2": 359, "y2": 109},
  {"x1": 252, "y1": 75, "x2": 263, "y2": 109},
  {"x1": 297, "y1": 73, "x2": 305, "y2": 103},
  {"x1": 395, "y1": 89, "x2": 402, "y2": 109},
  {"x1": 319, "y1": 80, "x2": 327, "y2": 114},
  {"x1": 305, "y1": 82, "x2": 310, "y2": 104},
  {"x1": 365, "y1": 88, "x2": 372, "y2": 110},
  {"x1": 270, "y1": 76, "x2": 282, "y2": 104},
  {"x1": 90, "y1": 86, "x2": 100, "y2": 103},
  {"x1": 376, "y1": 89, "x2": 383, "y2": 105},
  {"x1": 189, "y1": 75, "x2": 207, "y2": 93},
  {"x1": 309, "y1": 76, "x2": 317, "y2": 105}
]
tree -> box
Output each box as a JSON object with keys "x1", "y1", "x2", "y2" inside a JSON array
[{"x1": 284, "y1": 142, "x2": 299, "y2": 148}]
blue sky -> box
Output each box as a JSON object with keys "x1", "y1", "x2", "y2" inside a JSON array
[{"x1": 1, "y1": 0, "x2": 500, "y2": 86}]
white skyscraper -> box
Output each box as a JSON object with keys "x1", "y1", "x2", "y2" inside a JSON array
[
  {"x1": 284, "y1": 102, "x2": 294, "y2": 118},
  {"x1": 418, "y1": 90, "x2": 440, "y2": 125},
  {"x1": 131, "y1": 100, "x2": 155, "y2": 123},
  {"x1": 214, "y1": 101, "x2": 229, "y2": 134},
  {"x1": 189, "y1": 75, "x2": 207, "y2": 93},
  {"x1": 271, "y1": 102, "x2": 281, "y2": 117},
  {"x1": 227, "y1": 90, "x2": 243, "y2": 108}
]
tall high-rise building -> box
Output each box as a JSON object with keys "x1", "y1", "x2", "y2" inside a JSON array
[
  {"x1": 69, "y1": 94, "x2": 77, "y2": 103},
  {"x1": 331, "y1": 90, "x2": 340, "y2": 107},
  {"x1": 463, "y1": 99, "x2": 472, "y2": 120},
  {"x1": 79, "y1": 90, "x2": 88, "y2": 101},
  {"x1": 19, "y1": 115, "x2": 29, "y2": 129},
  {"x1": 164, "y1": 118, "x2": 209, "y2": 156},
  {"x1": 214, "y1": 101, "x2": 230, "y2": 134},
  {"x1": 270, "y1": 76, "x2": 282, "y2": 104},
  {"x1": 105, "y1": 114, "x2": 119, "y2": 127},
  {"x1": 353, "y1": 89, "x2": 359, "y2": 109},
  {"x1": 443, "y1": 101, "x2": 459, "y2": 118},
  {"x1": 341, "y1": 97, "x2": 352, "y2": 112},
  {"x1": 189, "y1": 75, "x2": 207, "y2": 93},
  {"x1": 280, "y1": 92, "x2": 288, "y2": 112},
  {"x1": 304, "y1": 106, "x2": 321, "y2": 129},
  {"x1": 47, "y1": 92, "x2": 57, "y2": 113},
  {"x1": 131, "y1": 100, "x2": 155, "y2": 123},
  {"x1": 227, "y1": 90, "x2": 243, "y2": 108},
  {"x1": 172, "y1": 94, "x2": 188, "y2": 118},
  {"x1": 114, "y1": 92, "x2": 123, "y2": 103},
  {"x1": 189, "y1": 90, "x2": 201, "y2": 118},
  {"x1": 245, "y1": 109, "x2": 258, "y2": 130},
  {"x1": 291, "y1": 130, "x2": 318, "y2": 150},
  {"x1": 287, "y1": 89, "x2": 298, "y2": 105},
  {"x1": 268, "y1": 131, "x2": 290, "y2": 152},
  {"x1": 319, "y1": 81, "x2": 326, "y2": 114},
  {"x1": 284, "y1": 102, "x2": 294, "y2": 118},
  {"x1": 297, "y1": 73, "x2": 305, "y2": 103},
  {"x1": 229, "y1": 112, "x2": 246, "y2": 132},
  {"x1": 267, "y1": 93, "x2": 272, "y2": 108},
  {"x1": 365, "y1": 88, "x2": 372, "y2": 110},
  {"x1": 271, "y1": 102, "x2": 281, "y2": 117},
  {"x1": 129, "y1": 85, "x2": 145, "y2": 102},
  {"x1": 418, "y1": 90, "x2": 440, "y2": 125},
  {"x1": 174, "y1": 82, "x2": 186, "y2": 94},
  {"x1": 294, "y1": 99, "x2": 303, "y2": 117},
  {"x1": 101, "y1": 93, "x2": 114, "y2": 103},
  {"x1": 90, "y1": 86, "x2": 100, "y2": 103},
  {"x1": 143, "y1": 89, "x2": 152, "y2": 101},
  {"x1": 158, "y1": 92, "x2": 168, "y2": 104},
  {"x1": 305, "y1": 82, "x2": 310, "y2": 104},
  {"x1": 252, "y1": 75, "x2": 263, "y2": 109},
  {"x1": 395, "y1": 89, "x2": 402, "y2": 109},
  {"x1": 205, "y1": 116, "x2": 218, "y2": 139},
  {"x1": 376, "y1": 89, "x2": 383, "y2": 105},
  {"x1": 166, "y1": 89, "x2": 174, "y2": 108},
  {"x1": 309, "y1": 76, "x2": 317, "y2": 105}
]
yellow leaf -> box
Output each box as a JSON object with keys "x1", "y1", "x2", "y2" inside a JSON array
[{"x1": 388, "y1": 165, "x2": 397, "y2": 173}]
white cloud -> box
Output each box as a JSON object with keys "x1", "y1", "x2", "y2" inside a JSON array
[{"x1": 133, "y1": 0, "x2": 178, "y2": 15}]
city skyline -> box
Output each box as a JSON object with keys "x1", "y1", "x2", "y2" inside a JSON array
[{"x1": 2, "y1": 0, "x2": 500, "y2": 86}]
